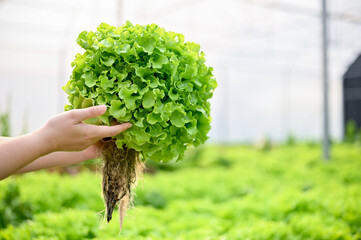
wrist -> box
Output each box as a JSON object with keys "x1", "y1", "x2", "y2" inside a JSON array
[{"x1": 35, "y1": 126, "x2": 58, "y2": 154}]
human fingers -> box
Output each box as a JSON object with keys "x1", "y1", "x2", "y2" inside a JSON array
[
  {"x1": 92, "y1": 141, "x2": 104, "y2": 158},
  {"x1": 69, "y1": 105, "x2": 107, "y2": 122},
  {"x1": 87, "y1": 123, "x2": 132, "y2": 138},
  {"x1": 82, "y1": 142, "x2": 104, "y2": 159}
]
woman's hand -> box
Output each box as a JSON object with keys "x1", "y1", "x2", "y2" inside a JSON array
[{"x1": 41, "y1": 105, "x2": 131, "y2": 152}]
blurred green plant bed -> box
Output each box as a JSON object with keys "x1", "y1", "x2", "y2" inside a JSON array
[{"x1": 0, "y1": 143, "x2": 361, "y2": 240}]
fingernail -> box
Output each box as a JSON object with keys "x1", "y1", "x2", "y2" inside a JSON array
[
  {"x1": 125, "y1": 123, "x2": 132, "y2": 129},
  {"x1": 97, "y1": 105, "x2": 107, "y2": 113}
]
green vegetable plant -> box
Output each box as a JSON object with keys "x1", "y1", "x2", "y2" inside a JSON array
[
  {"x1": 0, "y1": 182, "x2": 33, "y2": 229},
  {"x1": 63, "y1": 21, "x2": 216, "y2": 228}
]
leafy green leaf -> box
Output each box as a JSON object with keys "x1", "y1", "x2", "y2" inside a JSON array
[
  {"x1": 142, "y1": 91, "x2": 156, "y2": 108},
  {"x1": 82, "y1": 71, "x2": 97, "y2": 88},
  {"x1": 147, "y1": 112, "x2": 162, "y2": 124},
  {"x1": 150, "y1": 54, "x2": 168, "y2": 68},
  {"x1": 168, "y1": 87, "x2": 179, "y2": 101},
  {"x1": 109, "y1": 100, "x2": 126, "y2": 119},
  {"x1": 100, "y1": 75, "x2": 114, "y2": 90},
  {"x1": 180, "y1": 64, "x2": 197, "y2": 79},
  {"x1": 73, "y1": 95, "x2": 85, "y2": 109},
  {"x1": 100, "y1": 56, "x2": 116, "y2": 66},
  {"x1": 81, "y1": 98, "x2": 94, "y2": 108},
  {"x1": 118, "y1": 88, "x2": 139, "y2": 110},
  {"x1": 138, "y1": 36, "x2": 156, "y2": 54},
  {"x1": 170, "y1": 110, "x2": 188, "y2": 128},
  {"x1": 129, "y1": 127, "x2": 150, "y2": 145}
]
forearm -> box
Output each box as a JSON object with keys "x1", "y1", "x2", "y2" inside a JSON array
[
  {"x1": 0, "y1": 128, "x2": 53, "y2": 180},
  {"x1": 16, "y1": 151, "x2": 88, "y2": 174}
]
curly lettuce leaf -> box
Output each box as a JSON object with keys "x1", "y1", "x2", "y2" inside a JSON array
[{"x1": 63, "y1": 21, "x2": 217, "y2": 162}]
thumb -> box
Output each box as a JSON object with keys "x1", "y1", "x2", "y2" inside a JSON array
[{"x1": 70, "y1": 105, "x2": 107, "y2": 122}]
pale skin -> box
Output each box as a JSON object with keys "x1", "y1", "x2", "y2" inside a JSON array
[{"x1": 0, "y1": 105, "x2": 132, "y2": 180}]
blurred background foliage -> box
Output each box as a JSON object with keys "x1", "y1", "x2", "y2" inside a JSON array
[
  {"x1": 0, "y1": 111, "x2": 11, "y2": 137},
  {"x1": 0, "y1": 143, "x2": 361, "y2": 239}
]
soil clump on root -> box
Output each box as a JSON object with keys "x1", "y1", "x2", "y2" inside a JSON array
[{"x1": 101, "y1": 140, "x2": 144, "y2": 229}]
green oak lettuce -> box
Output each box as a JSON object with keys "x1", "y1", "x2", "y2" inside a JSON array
[{"x1": 63, "y1": 21, "x2": 217, "y2": 162}]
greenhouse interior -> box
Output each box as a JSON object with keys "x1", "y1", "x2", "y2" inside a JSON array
[{"x1": 0, "y1": 0, "x2": 361, "y2": 239}]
